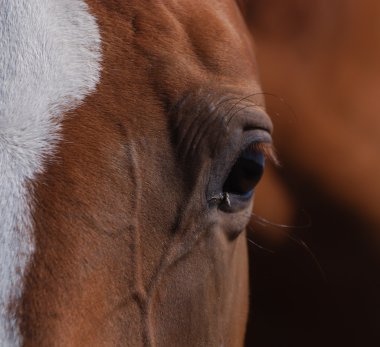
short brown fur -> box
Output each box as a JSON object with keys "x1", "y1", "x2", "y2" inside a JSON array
[{"x1": 19, "y1": 1, "x2": 271, "y2": 346}]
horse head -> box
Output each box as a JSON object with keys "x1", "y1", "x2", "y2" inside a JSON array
[{"x1": 0, "y1": 1, "x2": 272, "y2": 346}]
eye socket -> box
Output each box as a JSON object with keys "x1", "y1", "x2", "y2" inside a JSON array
[{"x1": 222, "y1": 145, "x2": 265, "y2": 200}]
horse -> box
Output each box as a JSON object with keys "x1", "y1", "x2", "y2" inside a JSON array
[{"x1": 0, "y1": 1, "x2": 273, "y2": 345}]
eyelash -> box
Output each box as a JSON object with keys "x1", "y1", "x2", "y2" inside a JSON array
[{"x1": 245, "y1": 142, "x2": 279, "y2": 166}]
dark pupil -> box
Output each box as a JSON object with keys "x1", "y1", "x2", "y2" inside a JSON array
[{"x1": 223, "y1": 151, "x2": 265, "y2": 196}]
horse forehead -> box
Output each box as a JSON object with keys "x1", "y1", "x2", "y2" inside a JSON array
[
  {"x1": 119, "y1": 0, "x2": 255, "y2": 90},
  {"x1": 0, "y1": 0, "x2": 101, "y2": 344}
]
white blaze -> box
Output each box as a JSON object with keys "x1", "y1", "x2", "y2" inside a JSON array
[{"x1": 0, "y1": 0, "x2": 101, "y2": 345}]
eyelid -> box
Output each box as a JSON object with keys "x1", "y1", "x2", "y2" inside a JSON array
[{"x1": 245, "y1": 142, "x2": 280, "y2": 166}]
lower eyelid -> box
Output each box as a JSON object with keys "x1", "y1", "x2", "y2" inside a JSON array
[{"x1": 239, "y1": 190, "x2": 254, "y2": 200}]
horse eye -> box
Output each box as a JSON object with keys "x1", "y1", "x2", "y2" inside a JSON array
[{"x1": 222, "y1": 147, "x2": 265, "y2": 200}]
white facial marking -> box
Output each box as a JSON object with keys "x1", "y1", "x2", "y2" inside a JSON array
[{"x1": 0, "y1": 1, "x2": 101, "y2": 345}]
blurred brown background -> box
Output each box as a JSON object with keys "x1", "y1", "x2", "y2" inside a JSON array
[{"x1": 245, "y1": 1, "x2": 380, "y2": 346}]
